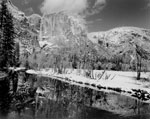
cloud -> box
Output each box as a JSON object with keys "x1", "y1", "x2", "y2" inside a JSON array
[
  {"x1": 94, "y1": 0, "x2": 106, "y2": 7},
  {"x1": 141, "y1": 0, "x2": 150, "y2": 10},
  {"x1": 25, "y1": 7, "x2": 34, "y2": 15},
  {"x1": 95, "y1": 18, "x2": 102, "y2": 22},
  {"x1": 84, "y1": 0, "x2": 106, "y2": 16},
  {"x1": 21, "y1": 0, "x2": 30, "y2": 5},
  {"x1": 40, "y1": 0, "x2": 87, "y2": 14},
  {"x1": 148, "y1": 1, "x2": 150, "y2": 7},
  {"x1": 40, "y1": 0, "x2": 106, "y2": 16},
  {"x1": 86, "y1": 18, "x2": 102, "y2": 25},
  {"x1": 86, "y1": 20, "x2": 94, "y2": 25}
]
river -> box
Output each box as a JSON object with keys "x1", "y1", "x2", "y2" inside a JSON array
[
  {"x1": 0, "y1": 75, "x2": 150, "y2": 119},
  {"x1": 0, "y1": 100, "x2": 150, "y2": 119}
]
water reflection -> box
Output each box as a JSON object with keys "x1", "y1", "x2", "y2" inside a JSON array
[
  {"x1": 32, "y1": 99, "x2": 150, "y2": 119},
  {"x1": 0, "y1": 77, "x2": 11, "y2": 117},
  {"x1": 0, "y1": 76, "x2": 150, "y2": 119},
  {"x1": 4, "y1": 100, "x2": 150, "y2": 119}
]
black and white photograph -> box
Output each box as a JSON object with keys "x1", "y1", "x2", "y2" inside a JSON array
[{"x1": 0, "y1": 0, "x2": 150, "y2": 118}]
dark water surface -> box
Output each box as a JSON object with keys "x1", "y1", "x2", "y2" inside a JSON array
[
  {"x1": 0, "y1": 76, "x2": 150, "y2": 119},
  {"x1": 0, "y1": 99, "x2": 150, "y2": 119}
]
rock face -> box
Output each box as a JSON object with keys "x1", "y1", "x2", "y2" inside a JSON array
[
  {"x1": 88, "y1": 27, "x2": 150, "y2": 54},
  {"x1": 6, "y1": 1, "x2": 92, "y2": 55},
  {"x1": 5, "y1": 0, "x2": 40, "y2": 54},
  {"x1": 3, "y1": 1, "x2": 99, "y2": 69},
  {"x1": 34, "y1": 75, "x2": 150, "y2": 117},
  {"x1": 27, "y1": 14, "x2": 41, "y2": 31},
  {"x1": 41, "y1": 12, "x2": 86, "y2": 37},
  {"x1": 3, "y1": 1, "x2": 150, "y2": 70},
  {"x1": 88, "y1": 27, "x2": 150, "y2": 71},
  {"x1": 39, "y1": 12, "x2": 88, "y2": 51}
]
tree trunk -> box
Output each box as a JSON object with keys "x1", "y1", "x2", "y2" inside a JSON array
[{"x1": 136, "y1": 54, "x2": 141, "y2": 80}]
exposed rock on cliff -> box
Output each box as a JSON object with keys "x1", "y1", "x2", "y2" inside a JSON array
[
  {"x1": 88, "y1": 27, "x2": 150, "y2": 71},
  {"x1": 5, "y1": 0, "x2": 40, "y2": 54},
  {"x1": 39, "y1": 12, "x2": 88, "y2": 50}
]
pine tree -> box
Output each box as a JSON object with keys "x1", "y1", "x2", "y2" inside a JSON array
[
  {"x1": 14, "y1": 42, "x2": 20, "y2": 67},
  {"x1": 0, "y1": 0, "x2": 15, "y2": 69}
]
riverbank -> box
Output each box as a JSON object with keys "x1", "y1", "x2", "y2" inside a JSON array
[{"x1": 26, "y1": 69, "x2": 150, "y2": 103}]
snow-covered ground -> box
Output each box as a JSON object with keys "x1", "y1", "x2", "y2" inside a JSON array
[
  {"x1": 26, "y1": 69, "x2": 150, "y2": 103},
  {"x1": 9, "y1": 67, "x2": 26, "y2": 72}
]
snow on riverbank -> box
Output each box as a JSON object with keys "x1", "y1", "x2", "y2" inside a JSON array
[{"x1": 26, "y1": 69, "x2": 150, "y2": 103}]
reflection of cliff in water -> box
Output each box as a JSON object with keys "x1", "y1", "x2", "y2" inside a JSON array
[
  {"x1": 0, "y1": 74, "x2": 150, "y2": 119},
  {"x1": 0, "y1": 77, "x2": 11, "y2": 117},
  {"x1": 6, "y1": 94, "x2": 149, "y2": 119},
  {"x1": 35, "y1": 76, "x2": 150, "y2": 117},
  {"x1": 34, "y1": 99, "x2": 124, "y2": 119}
]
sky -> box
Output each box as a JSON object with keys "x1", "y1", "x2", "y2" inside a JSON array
[{"x1": 11, "y1": 0, "x2": 150, "y2": 32}]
